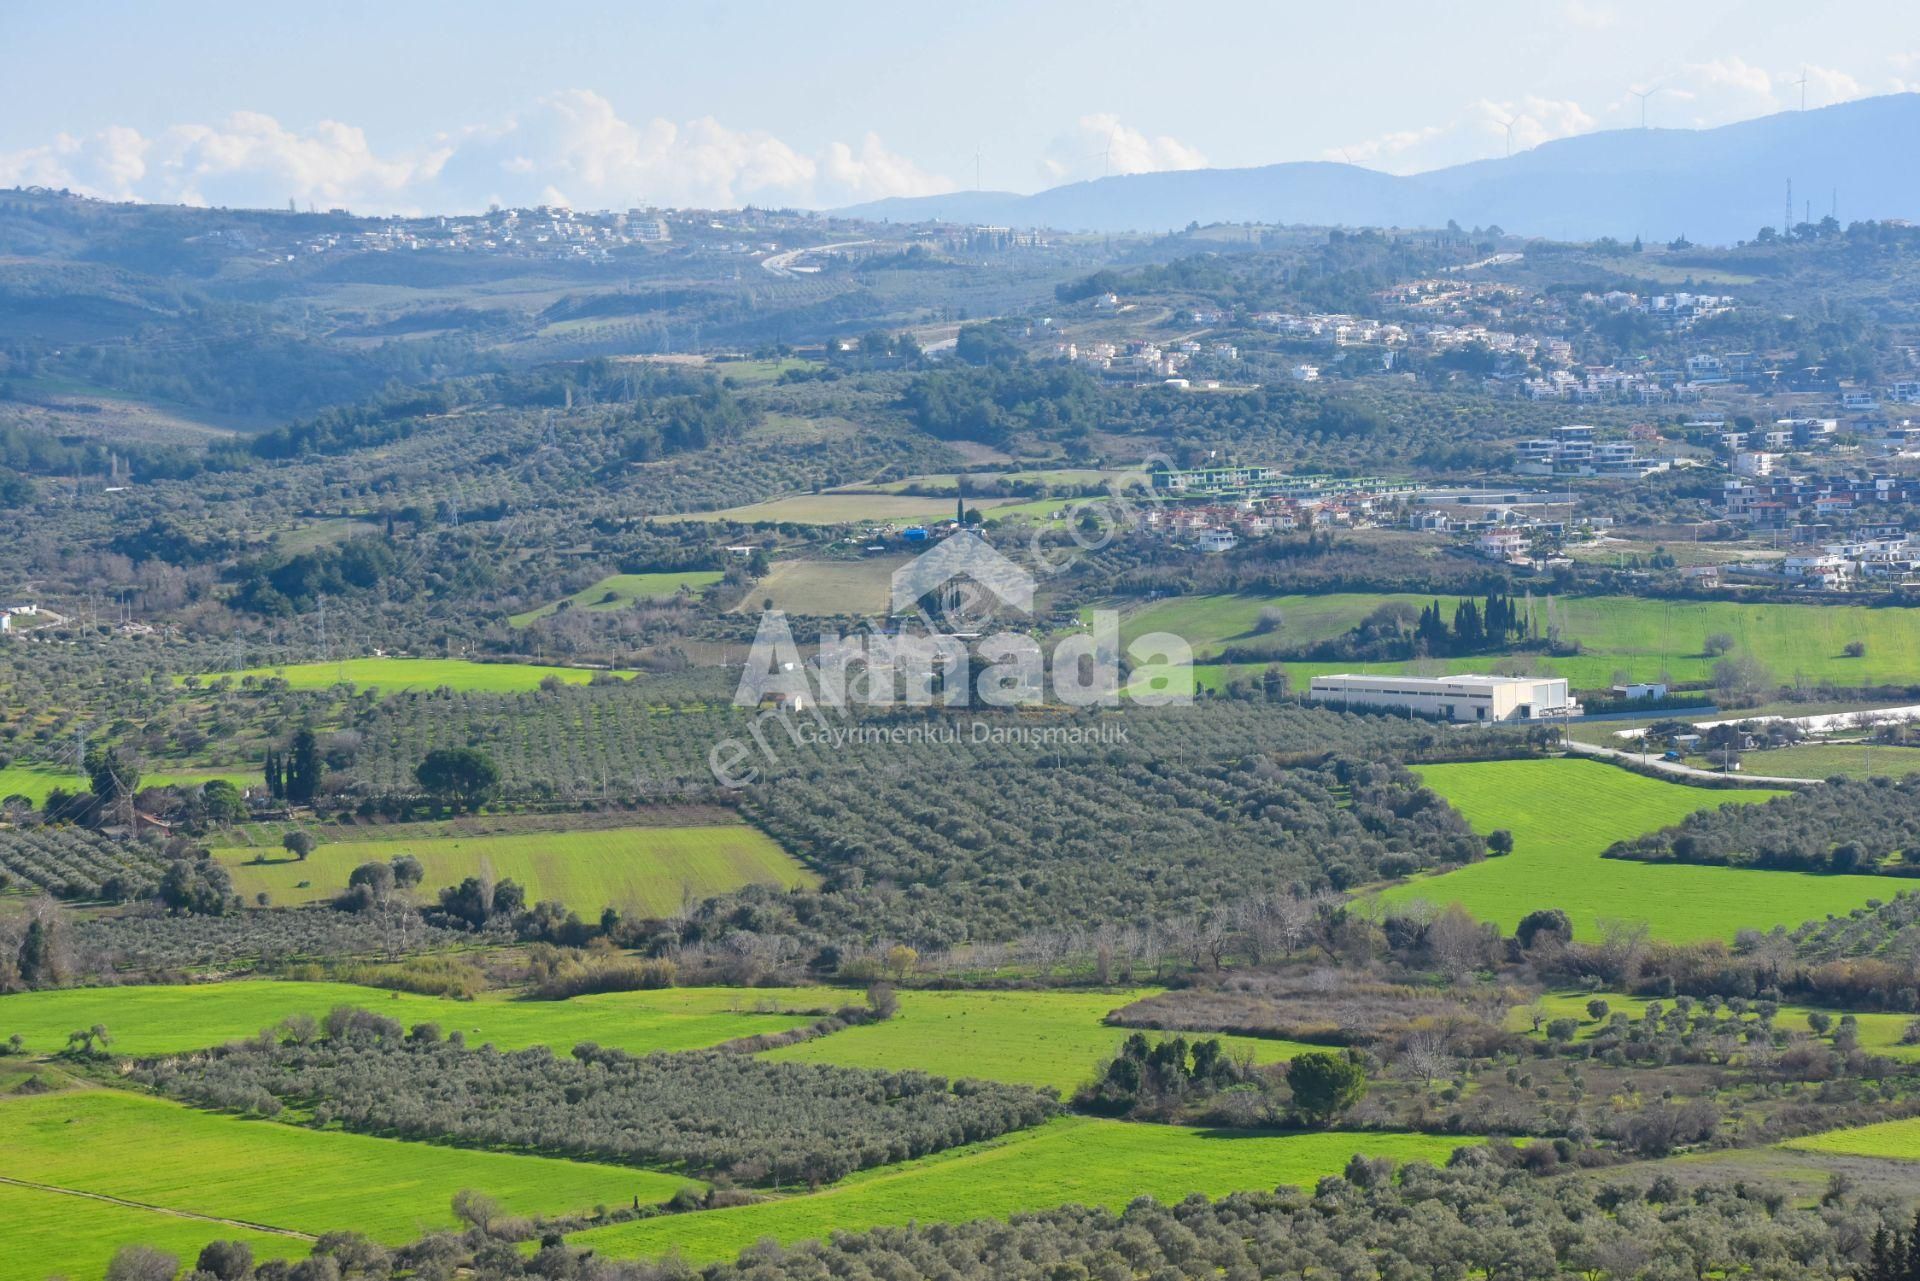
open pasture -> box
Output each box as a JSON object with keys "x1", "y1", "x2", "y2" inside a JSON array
[
  {"x1": 853, "y1": 468, "x2": 1145, "y2": 495},
  {"x1": 0, "y1": 1180, "x2": 303, "y2": 1281},
  {"x1": 1377, "y1": 758, "x2": 1885, "y2": 941},
  {"x1": 1783, "y1": 1116, "x2": 1920, "y2": 1161},
  {"x1": 0, "y1": 764, "x2": 258, "y2": 805},
  {"x1": 509, "y1": 570, "x2": 722, "y2": 627},
  {"x1": 763, "y1": 988, "x2": 1315, "y2": 1094},
  {"x1": 212, "y1": 822, "x2": 815, "y2": 911},
  {"x1": 1117, "y1": 592, "x2": 1920, "y2": 690},
  {"x1": 736, "y1": 556, "x2": 906, "y2": 616},
  {"x1": 0, "y1": 1088, "x2": 689, "y2": 1279},
  {"x1": 0, "y1": 981, "x2": 820, "y2": 1059},
  {"x1": 568, "y1": 1115, "x2": 1464, "y2": 1264},
  {"x1": 661, "y1": 492, "x2": 1017, "y2": 526},
  {"x1": 177, "y1": 656, "x2": 638, "y2": 693},
  {"x1": 1705, "y1": 741, "x2": 1920, "y2": 781}
]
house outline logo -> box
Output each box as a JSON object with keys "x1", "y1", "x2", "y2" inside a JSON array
[{"x1": 889, "y1": 530, "x2": 1034, "y2": 618}]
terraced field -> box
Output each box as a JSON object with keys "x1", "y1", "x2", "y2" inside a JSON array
[
  {"x1": 177, "y1": 657, "x2": 638, "y2": 693},
  {"x1": 213, "y1": 822, "x2": 816, "y2": 912},
  {"x1": 765, "y1": 988, "x2": 1315, "y2": 1093},
  {"x1": 0, "y1": 981, "x2": 820, "y2": 1059},
  {"x1": 1378, "y1": 757, "x2": 1884, "y2": 941},
  {"x1": 509, "y1": 570, "x2": 723, "y2": 627},
  {"x1": 568, "y1": 1116, "x2": 1464, "y2": 1264},
  {"x1": 1, "y1": 1088, "x2": 690, "y2": 1280}
]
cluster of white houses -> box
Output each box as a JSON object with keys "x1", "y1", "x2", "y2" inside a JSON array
[
  {"x1": 1513, "y1": 424, "x2": 1675, "y2": 479},
  {"x1": 1307, "y1": 673, "x2": 1579, "y2": 723}
]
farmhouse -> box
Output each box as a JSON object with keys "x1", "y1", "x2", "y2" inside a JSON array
[{"x1": 1307, "y1": 673, "x2": 1578, "y2": 723}]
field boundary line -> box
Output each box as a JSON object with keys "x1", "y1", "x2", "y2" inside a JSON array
[
  {"x1": 0, "y1": 1174, "x2": 317, "y2": 1240},
  {"x1": 1565, "y1": 739, "x2": 1817, "y2": 788}
]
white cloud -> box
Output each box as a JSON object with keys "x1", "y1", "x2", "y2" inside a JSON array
[
  {"x1": 1327, "y1": 61, "x2": 1885, "y2": 175},
  {"x1": 1471, "y1": 96, "x2": 1597, "y2": 153},
  {"x1": 1327, "y1": 125, "x2": 1445, "y2": 169},
  {"x1": 0, "y1": 127, "x2": 152, "y2": 200},
  {"x1": 821, "y1": 132, "x2": 953, "y2": 203},
  {"x1": 1325, "y1": 96, "x2": 1594, "y2": 173},
  {"x1": 1648, "y1": 58, "x2": 1868, "y2": 126},
  {"x1": 0, "y1": 91, "x2": 952, "y2": 213},
  {"x1": 1039, "y1": 113, "x2": 1207, "y2": 184},
  {"x1": 1560, "y1": 1, "x2": 1618, "y2": 31}
]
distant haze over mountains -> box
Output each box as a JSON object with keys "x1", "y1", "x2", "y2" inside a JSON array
[{"x1": 838, "y1": 95, "x2": 1920, "y2": 244}]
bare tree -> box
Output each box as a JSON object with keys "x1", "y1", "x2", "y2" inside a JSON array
[
  {"x1": 1400, "y1": 1030, "x2": 1454, "y2": 1087},
  {"x1": 1596, "y1": 918, "x2": 1653, "y2": 984},
  {"x1": 1270, "y1": 893, "x2": 1319, "y2": 955},
  {"x1": 1201, "y1": 914, "x2": 1232, "y2": 971},
  {"x1": 1426, "y1": 906, "x2": 1495, "y2": 982}
]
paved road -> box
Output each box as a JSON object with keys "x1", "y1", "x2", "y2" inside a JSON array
[
  {"x1": 761, "y1": 239, "x2": 875, "y2": 277},
  {"x1": 1564, "y1": 736, "x2": 1815, "y2": 787}
]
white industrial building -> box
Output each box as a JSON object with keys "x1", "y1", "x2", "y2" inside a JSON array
[{"x1": 1307, "y1": 673, "x2": 1578, "y2": 723}]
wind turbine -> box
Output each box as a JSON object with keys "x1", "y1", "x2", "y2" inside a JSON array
[
  {"x1": 1794, "y1": 66, "x2": 1809, "y2": 111},
  {"x1": 1496, "y1": 114, "x2": 1517, "y2": 159},
  {"x1": 1629, "y1": 85, "x2": 1662, "y2": 129}
]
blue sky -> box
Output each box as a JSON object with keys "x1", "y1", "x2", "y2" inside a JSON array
[{"x1": 3, "y1": 0, "x2": 1916, "y2": 212}]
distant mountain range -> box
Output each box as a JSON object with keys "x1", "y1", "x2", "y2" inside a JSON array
[{"x1": 838, "y1": 94, "x2": 1920, "y2": 244}]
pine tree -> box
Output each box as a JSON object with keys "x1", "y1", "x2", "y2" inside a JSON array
[
  {"x1": 287, "y1": 728, "x2": 323, "y2": 805},
  {"x1": 1453, "y1": 599, "x2": 1483, "y2": 650},
  {"x1": 17, "y1": 919, "x2": 49, "y2": 985}
]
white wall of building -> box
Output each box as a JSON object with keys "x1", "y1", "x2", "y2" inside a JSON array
[{"x1": 1307, "y1": 673, "x2": 1576, "y2": 722}]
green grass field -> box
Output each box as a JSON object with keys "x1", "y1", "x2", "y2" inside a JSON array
[
  {"x1": 714, "y1": 357, "x2": 819, "y2": 384},
  {"x1": 0, "y1": 981, "x2": 820, "y2": 1059},
  {"x1": 1117, "y1": 592, "x2": 1920, "y2": 690},
  {"x1": 509, "y1": 571, "x2": 723, "y2": 627},
  {"x1": 0, "y1": 1179, "x2": 304, "y2": 1281},
  {"x1": 1783, "y1": 1116, "x2": 1920, "y2": 1161},
  {"x1": 857, "y1": 469, "x2": 1144, "y2": 495},
  {"x1": 0, "y1": 1088, "x2": 691, "y2": 1280},
  {"x1": 176, "y1": 657, "x2": 638, "y2": 694},
  {"x1": 568, "y1": 1115, "x2": 1464, "y2": 1264},
  {"x1": 1376, "y1": 758, "x2": 1887, "y2": 941},
  {"x1": 212, "y1": 822, "x2": 815, "y2": 911},
  {"x1": 765, "y1": 988, "x2": 1315, "y2": 1094},
  {"x1": 663, "y1": 493, "x2": 1016, "y2": 526},
  {"x1": 0, "y1": 764, "x2": 258, "y2": 805},
  {"x1": 738, "y1": 556, "x2": 905, "y2": 616},
  {"x1": 1708, "y1": 742, "x2": 1920, "y2": 781}
]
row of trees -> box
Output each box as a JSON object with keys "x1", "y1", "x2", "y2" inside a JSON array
[
  {"x1": 1607, "y1": 776, "x2": 1920, "y2": 875},
  {"x1": 264, "y1": 729, "x2": 324, "y2": 804},
  {"x1": 106, "y1": 1160, "x2": 1920, "y2": 1280}
]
